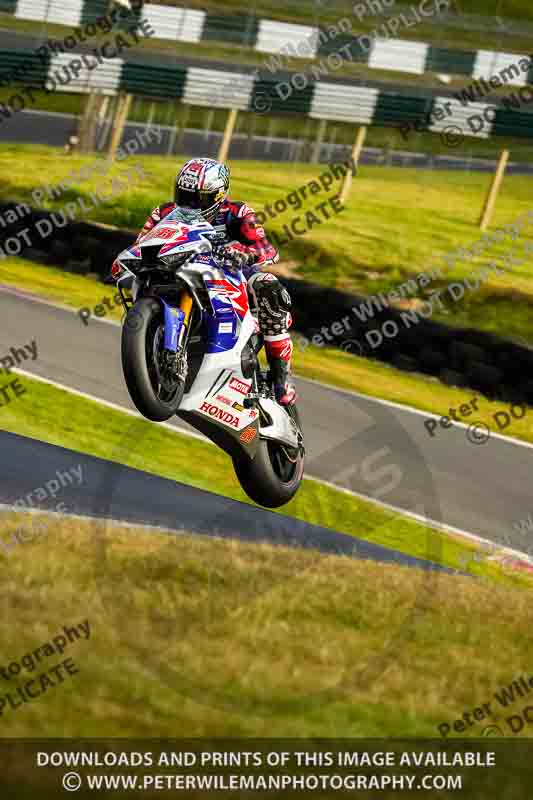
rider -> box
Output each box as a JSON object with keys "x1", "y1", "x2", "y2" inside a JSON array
[{"x1": 134, "y1": 158, "x2": 296, "y2": 406}]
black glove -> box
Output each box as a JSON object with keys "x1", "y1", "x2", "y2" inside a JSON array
[{"x1": 223, "y1": 243, "x2": 254, "y2": 270}]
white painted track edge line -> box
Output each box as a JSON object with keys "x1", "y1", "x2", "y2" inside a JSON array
[
  {"x1": 12, "y1": 367, "x2": 208, "y2": 443},
  {"x1": 10, "y1": 367, "x2": 533, "y2": 565},
  {"x1": 296, "y1": 374, "x2": 533, "y2": 451},
  {"x1": 3, "y1": 284, "x2": 533, "y2": 450}
]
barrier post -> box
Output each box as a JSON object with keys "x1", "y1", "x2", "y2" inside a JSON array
[
  {"x1": 77, "y1": 92, "x2": 101, "y2": 153},
  {"x1": 174, "y1": 103, "x2": 191, "y2": 155},
  {"x1": 107, "y1": 92, "x2": 133, "y2": 162},
  {"x1": 479, "y1": 149, "x2": 510, "y2": 231},
  {"x1": 218, "y1": 108, "x2": 238, "y2": 163},
  {"x1": 339, "y1": 125, "x2": 366, "y2": 205},
  {"x1": 311, "y1": 118, "x2": 327, "y2": 163}
]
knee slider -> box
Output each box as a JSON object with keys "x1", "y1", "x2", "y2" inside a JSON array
[{"x1": 250, "y1": 273, "x2": 292, "y2": 312}]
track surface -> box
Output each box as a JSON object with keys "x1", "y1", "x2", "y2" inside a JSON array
[
  {"x1": 1, "y1": 287, "x2": 532, "y2": 558},
  {"x1": 0, "y1": 429, "x2": 455, "y2": 572},
  {"x1": 3, "y1": 109, "x2": 533, "y2": 174}
]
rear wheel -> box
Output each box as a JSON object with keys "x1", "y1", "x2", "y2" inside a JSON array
[
  {"x1": 233, "y1": 407, "x2": 304, "y2": 508},
  {"x1": 121, "y1": 298, "x2": 186, "y2": 422}
]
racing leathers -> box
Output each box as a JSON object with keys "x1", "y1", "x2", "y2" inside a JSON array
[{"x1": 136, "y1": 198, "x2": 295, "y2": 405}]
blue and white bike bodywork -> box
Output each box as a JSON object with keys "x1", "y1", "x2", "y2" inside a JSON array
[{"x1": 113, "y1": 207, "x2": 304, "y2": 508}]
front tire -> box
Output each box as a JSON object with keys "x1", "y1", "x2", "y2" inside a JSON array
[
  {"x1": 121, "y1": 298, "x2": 185, "y2": 422},
  {"x1": 233, "y1": 418, "x2": 304, "y2": 508}
]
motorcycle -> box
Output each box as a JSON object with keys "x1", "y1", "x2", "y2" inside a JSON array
[{"x1": 111, "y1": 206, "x2": 305, "y2": 508}]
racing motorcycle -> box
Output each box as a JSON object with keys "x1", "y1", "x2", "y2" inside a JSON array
[{"x1": 111, "y1": 206, "x2": 304, "y2": 508}]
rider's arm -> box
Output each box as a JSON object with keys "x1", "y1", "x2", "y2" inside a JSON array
[{"x1": 231, "y1": 203, "x2": 279, "y2": 277}]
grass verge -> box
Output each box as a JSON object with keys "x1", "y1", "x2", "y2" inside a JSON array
[
  {"x1": 2, "y1": 369, "x2": 531, "y2": 586},
  {"x1": 2, "y1": 146, "x2": 533, "y2": 345},
  {"x1": 0, "y1": 512, "x2": 532, "y2": 738}
]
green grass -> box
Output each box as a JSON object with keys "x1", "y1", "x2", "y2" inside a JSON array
[
  {"x1": 2, "y1": 145, "x2": 533, "y2": 345},
  {"x1": 0, "y1": 370, "x2": 515, "y2": 580},
  {"x1": 0, "y1": 347, "x2": 532, "y2": 747},
  {"x1": 1, "y1": 511, "x2": 533, "y2": 742},
  {"x1": 171, "y1": 0, "x2": 533, "y2": 27}
]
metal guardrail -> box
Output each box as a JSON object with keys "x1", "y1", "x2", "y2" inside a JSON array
[
  {"x1": 16, "y1": 0, "x2": 83, "y2": 27},
  {"x1": 3, "y1": 0, "x2": 531, "y2": 86},
  {"x1": 1, "y1": 47, "x2": 532, "y2": 142}
]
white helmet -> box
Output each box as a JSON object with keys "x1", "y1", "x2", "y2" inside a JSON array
[{"x1": 175, "y1": 158, "x2": 230, "y2": 223}]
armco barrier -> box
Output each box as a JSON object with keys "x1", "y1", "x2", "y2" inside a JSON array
[
  {"x1": 2, "y1": 201, "x2": 533, "y2": 404},
  {"x1": 5, "y1": 0, "x2": 533, "y2": 86},
  {"x1": 2, "y1": 46, "x2": 533, "y2": 143}
]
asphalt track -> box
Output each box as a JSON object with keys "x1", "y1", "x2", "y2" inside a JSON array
[
  {"x1": 3, "y1": 109, "x2": 533, "y2": 175},
  {"x1": 1, "y1": 286, "x2": 533, "y2": 562},
  {"x1": 0, "y1": 428, "x2": 458, "y2": 572}
]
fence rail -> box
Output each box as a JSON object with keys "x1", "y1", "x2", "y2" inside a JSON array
[
  {"x1": 2, "y1": 48, "x2": 532, "y2": 142},
  {"x1": 3, "y1": 0, "x2": 533, "y2": 86}
]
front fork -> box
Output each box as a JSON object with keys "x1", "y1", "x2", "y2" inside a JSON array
[
  {"x1": 178, "y1": 292, "x2": 194, "y2": 347},
  {"x1": 160, "y1": 291, "x2": 194, "y2": 381},
  {"x1": 162, "y1": 291, "x2": 193, "y2": 351}
]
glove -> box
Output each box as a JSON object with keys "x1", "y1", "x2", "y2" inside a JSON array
[{"x1": 223, "y1": 242, "x2": 254, "y2": 270}]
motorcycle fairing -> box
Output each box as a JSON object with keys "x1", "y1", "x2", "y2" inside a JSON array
[
  {"x1": 203, "y1": 269, "x2": 249, "y2": 354},
  {"x1": 115, "y1": 208, "x2": 214, "y2": 266},
  {"x1": 117, "y1": 207, "x2": 299, "y2": 460}
]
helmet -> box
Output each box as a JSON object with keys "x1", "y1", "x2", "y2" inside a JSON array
[{"x1": 174, "y1": 158, "x2": 230, "y2": 223}]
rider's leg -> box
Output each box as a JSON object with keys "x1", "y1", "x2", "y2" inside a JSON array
[{"x1": 247, "y1": 273, "x2": 296, "y2": 406}]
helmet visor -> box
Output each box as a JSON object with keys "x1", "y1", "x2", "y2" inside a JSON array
[{"x1": 176, "y1": 188, "x2": 220, "y2": 211}]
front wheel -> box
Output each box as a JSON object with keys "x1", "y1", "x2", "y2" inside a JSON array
[
  {"x1": 233, "y1": 412, "x2": 304, "y2": 508},
  {"x1": 121, "y1": 298, "x2": 185, "y2": 422}
]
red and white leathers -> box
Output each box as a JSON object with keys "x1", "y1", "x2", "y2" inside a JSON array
[{"x1": 136, "y1": 199, "x2": 296, "y2": 405}]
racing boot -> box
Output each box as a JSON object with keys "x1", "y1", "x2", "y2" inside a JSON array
[{"x1": 269, "y1": 355, "x2": 296, "y2": 407}]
